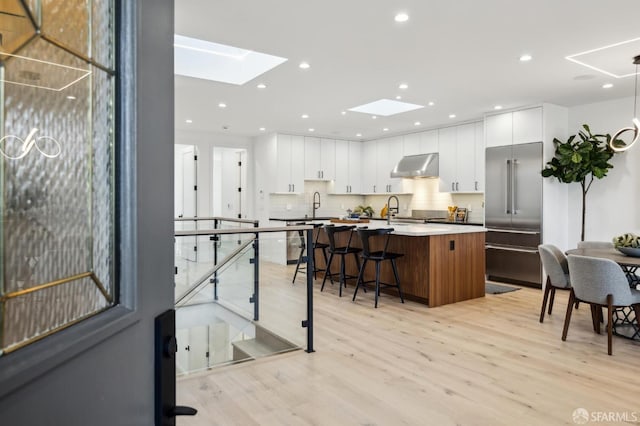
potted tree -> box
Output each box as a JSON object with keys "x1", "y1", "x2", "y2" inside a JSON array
[{"x1": 541, "y1": 124, "x2": 617, "y2": 241}]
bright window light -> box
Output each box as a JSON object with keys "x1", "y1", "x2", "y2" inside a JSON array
[
  {"x1": 348, "y1": 98, "x2": 424, "y2": 116},
  {"x1": 174, "y1": 34, "x2": 287, "y2": 85}
]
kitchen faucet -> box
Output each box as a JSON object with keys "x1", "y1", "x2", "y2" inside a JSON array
[
  {"x1": 312, "y1": 191, "x2": 321, "y2": 219},
  {"x1": 387, "y1": 195, "x2": 399, "y2": 225}
]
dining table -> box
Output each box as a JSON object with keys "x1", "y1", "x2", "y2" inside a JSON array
[{"x1": 566, "y1": 247, "x2": 640, "y2": 340}]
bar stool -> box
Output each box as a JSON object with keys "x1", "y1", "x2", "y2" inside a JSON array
[
  {"x1": 292, "y1": 223, "x2": 330, "y2": 283},
  {"x1": 352, "y1": 228, "x2": 404, "y2": 308},
  {"x1": 321, "y1": 225, "x2": 361, "y2": 296}
]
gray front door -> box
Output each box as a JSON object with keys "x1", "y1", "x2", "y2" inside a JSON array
[{"x1": 0, "y1": 2, "x2": 176, "y2": 425}]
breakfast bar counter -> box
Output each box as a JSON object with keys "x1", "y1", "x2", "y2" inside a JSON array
[{"x1": 314, "y1": 222, "x2": 487, "y2": 307}]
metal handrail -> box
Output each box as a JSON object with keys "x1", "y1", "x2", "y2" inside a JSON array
[
  {"x1": 175, "y1": 237, "x2": 256, "y2": 305},
  {"x1": 175, "y1": 224, "x2": 313, "y2": 237},
  {"x1": 173, "y1": 224, "x2": 315, "y2": 353},
  {"x1": 175, "y1": 216, "x2": 259, "y2": 226}
]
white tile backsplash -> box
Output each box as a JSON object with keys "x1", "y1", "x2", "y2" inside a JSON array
[{"x1": 268, "y1": 178, "x2": 484, "y2": 223}]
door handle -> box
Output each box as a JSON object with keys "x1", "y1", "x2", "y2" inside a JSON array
[
  {"x1": 512, "y1": 159, "x2": 518, "y2": 215},
  {"x1": 155, "y1": 310, "x2": 198, "y2": 425},
  {"x1": 506, "y1": 159, "x2": 512, "y2": 214}
]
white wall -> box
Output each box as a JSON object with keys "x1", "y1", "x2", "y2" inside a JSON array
[
  {"x1": 567, "y1": 96, "x2": 640, "y2": 245},
  {"x1": 176, "y1": 129, "x2": 255, "y2": 219}
]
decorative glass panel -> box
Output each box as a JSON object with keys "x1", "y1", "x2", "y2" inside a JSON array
[{"x1": 0, "y1": 0, "x2": 115, "y2": 356}]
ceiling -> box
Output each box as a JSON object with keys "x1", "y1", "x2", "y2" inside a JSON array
[{"x1": 175, "y1": 0, "x2": 640, "y2": 141}]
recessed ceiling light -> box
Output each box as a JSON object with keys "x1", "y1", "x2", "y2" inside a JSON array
[
  {"x1": 396, "y1": 95, "x2": 402, "y2": 100},
  {"x1": 519, "y1": 54, "x2": 532, "y2": 62},
  {"x1": 414, "y1": 121, "x2": 421, "y2": 126},
  {"x1": 494, "y1": 105, "x2": 503, "y2": 110},
  {"x1": 308, "y1": 128, "x2": 315, "y2": 132},
  {"x1": 356, "y1": 133, "x2": 362, "y2": 137},
  {"x1": 66, "y1": 95, "x2": 76, "y2": 100},
  {"x1": 394, "y1": 13, "x2": 409, "y2": 22},
  {"x1": 257, "y1": 83, "x2": 267, "y2": 89},
  {"x1": 383, "y1": 128, "x2": 389, "y2": 132},
  {"x1": 185, "y1": 119, "x2": 193, "y2": 123},
  {"x1": 602, "y1": 83, "x2": 614, "y2": 89},
  {"x1": 218, "y1": 102, "x2": 227, "y2": 108},
  {"x1": 449, "y1": 114, "x2": 456, "y2": 118},
  {"x1": 259, "y1": 127, "x2": 266, "y2": 131},
  {"x1": 299, "y1": 61, "x2": 310, "y2": 69},
  {"x1": 174, "y1": 34, "x2": 287, "y2": 85},
  {"x1": 428, "y1": 101, "x2": 435, "y2": 106},
  {"x1": 341, "y1": 111, "x2": 346, "y2": 115},
  {"x1": 349, "y1": 98, "x2": 424, "y2": 116},
  {"x1": 399, "y1": 83, "x2": 408, "y2": 90},
  {"x1": 301, "y1": 114, "x2": 309, "y2": 118},
  {"x1": 372, "y1": 115, "x2": 377, "y2": 120}
]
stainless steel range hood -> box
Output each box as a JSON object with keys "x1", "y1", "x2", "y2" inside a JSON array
[{"x1": 390, "y1": 153, "x2": 439, "y2": 178}]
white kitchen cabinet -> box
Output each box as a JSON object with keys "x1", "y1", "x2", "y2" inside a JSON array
[
  {"x1": 274, "y1": 134, "x2": 304, "y2": 193},
  {"x1": 360, "y1": 138, "x2": 404, "y2": 194},
  {"x1": 485, "y1": 112, "x2": 513, "y2": 147},
  {"x1": 474, "y1": 121, "x2": 485, "y2": 192},
  {"x1": 304, "y1": 137, "x2": 335, "y2": 180},
  {"x1": 402, "y1": 130, "x2": 438, "y2": 156},
  {"x1": 376, "y1": 137, "x2": 404, "y2": 193},
  {"x1": 361, "y1": 141, "x2": 377, "y2": 193},
  {"x1": 420, "y1": 130, "x2": 438, "y2": 153},
  {"x1": 331, "y1": 140, "x2": 361, "y2": 194},
  {"x1": 402, "y1": 133, "x2": 421, "y2": 156},
  {"x1": 486, "y1": 107, "x2": 542, "y2": 147},
  {"x1": 438, "y1": 122, "x2": 484, "y2": 193},
  {"x1": 438, "y1": 127, "x2": 457, "y2": 192},
  {"x1": 513, "y1": 107, "x2": 543, "y2": 144}
]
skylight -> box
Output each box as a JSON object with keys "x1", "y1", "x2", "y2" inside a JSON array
[
  {"x1": 174, "y1": 35, "x2": 287, "y2": 85},
  {"x1": 348, "y1": 99, "x2": 424, "y2": 116},
  {"x1": 565, "y1": 37, "x2": 640, "y2": 79}
]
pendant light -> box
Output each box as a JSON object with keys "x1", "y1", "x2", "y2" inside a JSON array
[{"x1": 609, "y1": 55, "x2": 640, "y2": 152}]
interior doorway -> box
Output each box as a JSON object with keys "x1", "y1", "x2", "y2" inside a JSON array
[
  {"x1": 213, "y1": 147, "x2": 247, "y2": 219},
  {"x1": 174, "y1": 144, "x2": 198, "y2": 219}
]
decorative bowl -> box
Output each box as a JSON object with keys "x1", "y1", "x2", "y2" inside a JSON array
[{"x1": 616, "y1": 247, "x2": 640, "y2": 257}]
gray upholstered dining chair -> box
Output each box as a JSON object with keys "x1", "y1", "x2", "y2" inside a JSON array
[
  {"x1": 563, "y1": 254, "x2": 640, "y2": 355},
  {"x1": 577, "y1": 241, "x2": 614, "y2": 249},
  {"x1": 538, "y1": 244, "x2": 571, "y2": 323}
]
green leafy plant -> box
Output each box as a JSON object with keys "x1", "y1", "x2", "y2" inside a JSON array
[
  {"x1": 541, "y1": 124, "x2": 617, "y2": 241},
  {"x1": 353, "y1": 205, "x2": 374, "y2": 217}
]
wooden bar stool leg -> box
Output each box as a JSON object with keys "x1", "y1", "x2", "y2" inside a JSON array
[
  {"x1": 391, "y1": 259, "x2": 404, "y2": 303},
  {"x1": 548, "y1": 287, "x2": 556, "y2": 315}
]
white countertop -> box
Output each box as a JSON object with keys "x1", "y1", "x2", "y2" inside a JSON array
[{"x1": 312, "y1": 220, "x2": 486, "y2": 237}]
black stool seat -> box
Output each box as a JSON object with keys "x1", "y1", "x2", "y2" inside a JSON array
[
  {"x1": 352, "y1": 228, "x2": 404, "y2": 308},
  {"x1": 321, "y1": 225, "x2": 361, "y2": 296}
]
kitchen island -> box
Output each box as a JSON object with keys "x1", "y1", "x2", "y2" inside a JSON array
[{"x1": 315, "y1": 221, "x2": 486, "y2": 307}]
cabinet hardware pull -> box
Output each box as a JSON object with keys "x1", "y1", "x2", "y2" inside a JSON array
[
  {"x1": 452, "y1": 182, "x2": 455, "y2": 191},
  {"x1": 456, "y1": 182, "x2": 459, "y2": 191}
]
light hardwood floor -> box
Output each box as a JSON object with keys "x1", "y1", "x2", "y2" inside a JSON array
[{"x1": 177, "y1": 262, "x2": 640, "y2": 425}]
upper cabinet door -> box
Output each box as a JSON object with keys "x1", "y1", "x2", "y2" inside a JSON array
[
  {"x1": 420, "y1": 130, "x2": 438, "y2": 153},
  {"x1": 290, "y1": 135, "x2": 305, "y2": 192},
  {"x1": 362, "y1": 141, "x2": 377, "y2": 193},
  {"x1": 474, "y1": 121, "x2": 485, "y2": 192},
  {"x1": 348, "y1": 141, "x2": 362, "y2": 194},
  {"x1": 485, "y1": 112, "x2": 513, "y2": 147},
  {"x1": 513, "y1": 107, "x2": 542, "y2": 144},
  {"x1": 438, "y1": 127, "x2": 457, "y2": 192},
  {"x1": 402, "y1": 133, "x2": 420, "y2": 156},
  {"x1": 332, "y1": 140, "x2": 350, "y2": 194},
  {"x1": 275, "y1": 134, "x2": 292, "y2": 192},
  {"x1": 320, "y1": 138, "x2": 336, "y2": 180},
  {"x1": 304, "y1": 136, "x2": 322, "y2": 180},
  {"x1": 455, "y1": 123, "x2": 476, "y2": 192}
]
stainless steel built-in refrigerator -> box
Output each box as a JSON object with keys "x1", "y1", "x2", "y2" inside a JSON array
[{"x1": 485, "y1": 142, "x2": 542, "y2": 287}]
